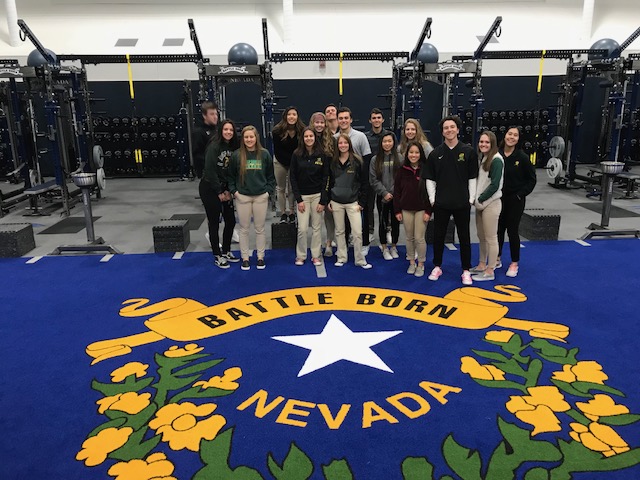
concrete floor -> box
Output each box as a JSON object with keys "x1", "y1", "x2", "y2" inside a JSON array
[{"x1": 1, "y1": 165, "x2": 639, "y2": 258}]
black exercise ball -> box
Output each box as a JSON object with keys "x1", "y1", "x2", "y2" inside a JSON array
[
  {"x1": 228, "y1": 43, "x2": 259, "y2": 65},
  {"x1": 589, "y1": 38, "x2": 621, "y2": 60},
  {"x1": 27, "y1": 48, "x2": 57, "y2": 67},
  {"x1": 415, "y1": 43, "x2": 439, "y2": 64}
]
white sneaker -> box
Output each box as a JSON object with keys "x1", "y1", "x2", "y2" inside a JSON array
[
  {"x1": 461, "y1": 270, "x2": 473, "y2": 286},
  {"x1": 506, "y1": 264, "x2": 519, "y2": 277},
  {"x1": 359, "y1": 263, "x2": 373, "y2": 269},
  {"x1": 361, "y1": 245, "x2": 370, "y2": 256},
  {"x1": 334, "y1": 261, "x2": 345, "y2": 267},
  {"x1": 382, "y1": 248, "x2": 393, "y2": 261},
  {"x1": 428, "y1": 266, "x2": 442, "y2": 281},
  {"x1": 414, "y1": 264, "x2": 425, "y2": 277},
  {"x1": 390, "y1": 246, "x2": 399, "y2": 259}
]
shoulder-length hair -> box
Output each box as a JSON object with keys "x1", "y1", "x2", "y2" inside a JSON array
[
  {"x1": 211, "y1": 118, "x2": 240, "y2": 150},
  {"x1": 499, "y1": 125, "x2": 522, "y2": 150},
  {"x1": 272, "y1": 106, "x2": 306, "y2": 140},
  {"x1": 403, "y1": 140, "x2": 428, "y2": 167},
  {"x1": 479, "y1": 130, "x2": 499, "y2": 171},
  {"x1": 309, "y1": 111, "x2": 335, "y2": 157},
  {"x1": 293, "y1": 127, "x2": 322, "y2": 157},
  {"x1": 374, "y1": 131, "x2": 402, "y2": 179},
  {"x1": 333, "y1": 133, "x2": 362, "y2": 167},
  {"x1": 238, "y1": 125, "x2": 265, "y2": 185},
  {"x1": 399, "y1": 118, "x2": 431, "y2": 156}
]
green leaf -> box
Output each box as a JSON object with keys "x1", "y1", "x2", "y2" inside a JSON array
[
  {"x1": 572, "y1": 382, "x2": 624, "y2": 397},
  {"x1": 523, "y1": 359, "x2": 543, "y2": 388},
  {"x1": 322, "y1": 459, "x2": 354, "y2": 480},
  {"x1": 401, "y1": 457, "x2": 434, "y2": 480},
  {"x1": 550, "y1": 441, "x2": 640, "y2": 479},
  {"x1": 173, "y1": 358, "x2": 225, "y2": 377},
  {"x1": 523, "y1": 467, "x2": 550, "y2": 480},
  {"x1": 530, "y1": 340, "x2": 577, "y2": 365},
  {"x1": 121, "y1": 403, "x2": 158, "y2": 431},
  {"x1": 485, "y1": 417, "x2": 561, "y2": 480},
  {"x1": 267, "y1": 442, "x2": 314, "y2": 480},
  {"x1": 550, "y1": 380, "x2": 593, "y2": 398},
  {"x1": 153, "y1": 374, "x2": 202, "y2": 393},
  {"x1": 195, "y1": 428, "x2": 263, "y2": 479},
  {"x1": 599, "y1": 413, "x2": 640, "y2": 426},
  {"x1": 170, "y1": 385, "x2": 235, "y2": 404},
  {"x1": 471, "y1": 349, "x2": 510, "y2": 363},
  {"x1": 442, "y1": 434, "x2": 482, "y2": 480},
  {"x1": 473, "y1": 378, "x2": 528, "y2": 393},
  {"x1": 501, "y1": 335, "x2": 525, "y2": 356},
  {"x1": 86, "y1": 417, "x2": 127, "y2": 438},
  {"x1": 91, "y1": 377, "x2": 154, "y2": 397},
  {"x1": 109, "y1": 428, "x2": 159, "y2": 462},
  {"x1": 493, "y1": 358, "x2": 528, "y2": 377},
  {"x1": 155, "y1": 351, "x2": 210, "y2": 369}
]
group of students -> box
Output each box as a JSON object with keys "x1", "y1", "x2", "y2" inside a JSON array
[{"x1": 195, "y1": 101, "x2": 536, "y2": 284}]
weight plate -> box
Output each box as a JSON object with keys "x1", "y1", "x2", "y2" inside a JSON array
[
  {"x1": 546, "y1": 157, "x2": 563, "y2": 179},
  {"x1": 97, "y1": 168, "x2": 106, "y2": 190},
  {"x1": 93, "y1": 145, "x2": 104, "y2": 169},
  {"x1": 548, "y1": 136, "x2": 565, "y2": 158}
]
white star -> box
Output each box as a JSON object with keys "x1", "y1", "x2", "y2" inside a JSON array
[{"x1": 272, "y1": 314, "x2": 402, "y2": 377}]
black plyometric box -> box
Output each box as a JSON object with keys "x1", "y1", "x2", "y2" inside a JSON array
[
  {"x1": 425, "y1": 218, "x2": 456, "y2": 244},
  {"x1": 153, "y1": 219, "x2": 190, "y2": 253},
  {"x1": 271, "y1": 222, "x2": 297, "y2": 249},
  {"x1": 520, "y1": 213, "x2": 561, "y2": 240},
  {"x1": 0, "y1": 223, "x2": 36, "y2": 257}
]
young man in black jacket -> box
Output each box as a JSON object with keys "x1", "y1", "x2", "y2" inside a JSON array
[
  {"x1": 421, "y1": 115, "x2": 478, "y2": 285},
  {"x1": 192, "y1": 101, "x2": 219, "y2": 178}
]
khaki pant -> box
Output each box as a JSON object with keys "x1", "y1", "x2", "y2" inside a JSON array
[
  {"x1": 331, "y1": 201, "x2": 366, "y2": 266},
  {"x1": 296, "y1": 193, "x2": 323, "y2": 260},
  {"x1": 476, "y1": 199, "x2": 502, "y2": 268},
  {"x1": 274, "y1": 159, "x2": 295, "y2": 214},
  {"x1": 402, "y1": 210, "x2": 427, "y2": 263},
  {"x1": 235, "y1": 192, "x2": 269, "y2": 260}
]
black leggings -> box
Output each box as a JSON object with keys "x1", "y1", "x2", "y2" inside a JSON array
[
  {"x1": 498, "y1": 193, "x2": 525, "y2": 263},
  {"x1": 432, "y1": 204, "x2": 471, "y2": 271},
  {"x1": 199, "y1": 179, "x2": 236, "y2": 256},
  {"x1": 376, "y1": 196, "x2": 400, "y2": 245}
]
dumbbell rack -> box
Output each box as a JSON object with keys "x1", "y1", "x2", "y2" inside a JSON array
[
  {"x1": 458, "y1": 107, "x2": 553, "y2": 163},
  {"x1": 93, "y1": 115, "x2": 181, "y2": 177}
]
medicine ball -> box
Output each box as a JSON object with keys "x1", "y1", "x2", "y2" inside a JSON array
[
  {"x1": 228, "y1": 43, "x2": 259, "y2": 65},
  {"x1": 589, "y1": 38, "x2": 621, "y2": 60},
  {"x1": 415, "y1": 43, "x2": 439, "y2": 64},
  {"x1": 26, "y1": 48, "x2": 58, "y2": 67}
]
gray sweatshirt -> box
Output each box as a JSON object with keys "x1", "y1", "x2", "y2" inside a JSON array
[{"x1": 369, "y1": 153, "x2": 397, "y2": 200}]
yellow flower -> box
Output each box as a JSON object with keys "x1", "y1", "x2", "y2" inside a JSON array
[
  {"x1": 484, "y1": 330, "x2": 514, "y2": 343},
  {"x1": 460, "y1": 356, "x2": 506, "y2": 381},
  {"x1": 164, "y1": 343, "x2": 204, "y2": 358},
  {"x1": 111, "y1": 362, "x2": 149, "y2": 383},
  {"x1": 569, "y1": 422, "x2": 630, "y2": 457},
  {"x1": 506, "y1": 386, "x2": 571, "y2": 436},
  {"x1": 551, "y1": 361, "x2": 608, "y2": 385},
  {"x1": 575, "y1": 394, "x2": 630, "y2": 421},
  {"x1": 108, "y1": 452, "x2": 176, "y2": 480},
  {"x1": 97, "y1": 392, "x2": 152, "y2": 415},
  {"x1": 76, "y1": 427, "x2": 133, "y2": 466},
  {"x1": 149, "y1": 402, "x2": 226, "y2": 452},
  {"x1": 194, "y1": 367, "x2": 243, "y2": 391}
]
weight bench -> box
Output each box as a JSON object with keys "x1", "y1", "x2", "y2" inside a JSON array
[
  {"x1": 615, "y1": 172, "x2": 640, "y2": 200},
  {"x1": 23, "y1": 179, "x2": 61, "y2": 216}
]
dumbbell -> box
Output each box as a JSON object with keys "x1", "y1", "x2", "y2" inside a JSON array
[
  {"x1": 482, "y1": 112, "x2": 490, "y2": 120},
  {"x1": 151, "y1": 149, "x2": 159, "y2": 158},
  {"x1": 122, "y1": 117, "x2": 130, "y2": 126},
  {"x1": 150, "y1": 132, "x2": 158, "y2": 141},
  {"x1": 104, "y1": 150, "x2": 112, "y2": 158},
  {"x1": 499, "y1": 125, "x2": 506, "y2": 134},
  {"x1": 124, "y1": 149, "x2": 132, "y2": 158},
  {"x1": 540, "y1": 141, "x2": 548, "y2": 150},
  {"x1": 533, "y1": 125, "x2": 540, "y2": 132},
  {"x1": 499, "y1": 111, "x2": 507, "y2": 121},
  {"x1": 491, "y1": 111, "x2": 499, "y2": 121},
  {"x1": 141, "y1": 132, "x2": 149, "y2": 141},
  {"x1": 102, "y1": 132, "x2": 111, "y2": 141},
  {"x1": 112, "y1": 117, "x2": 121, "y2": 126},
  {"x1": 465, "y1": 126, "x2": 473, "y2": 136},
  {"x1": 159, "y1": 132, "x2": 167, "y2": 141},
  {"x1": 122, "y1": 132, "x2": 131, "y2": 141},
  {"x1": 516, "y1": 111, "x2": 524, "y2": 119},
  {"x1": 524, "y1": 125, "x2": 532, "y2": 134},
  {"x1": 169, "y1": 148, "x2": 177, "y2": 157},
  {"x1": 524, "y1": 141, "x2": 532, "y2": 151},
  {"x1": 168, "y1": 116, "x2": 176, "y2": 124},
  {"x1": 114, "y1": 150, "x2": 122, "y2": 158},
  {"x1": 149, "y1": 117, "x2": 158, "y2": 126},
  {"x1": 490, "y1": 126, "x2": 498, "y2": 133},
  {"x1": 541, "y1": 110, "x2": 549, "y2": 120},
  {"x1": 541, "y1": 124, "x2": 549, "y2": 133},
  {"x1": 142, "y1": 150, "x2": 149, "y2": 158},
  {"x1": 140, "y1": 117, "x2": 148, "y2": 126},
  {"x1": 102, "y1": 118, "x2": 110, "y2": 127},
  {"x1": 159, "y1": 117, "x2": 167, "y2": 125},
  {"x1": 113, "y1": 133, "x2": 121, "y2": 141},
  {"x1": 168, "y1": 131, "x2": 176, "y2": 140},
  {"x1": 160, "y1": 149, "x2": 168, "y2": 158},
  {"x1": 93, "y1": 118, "x2": 102, "y2": 127},
  {"x1": 508, "y1": 111, "x2": 516, "y2": 120}
]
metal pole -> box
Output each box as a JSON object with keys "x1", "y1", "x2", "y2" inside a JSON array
[
  {"x1": 600, "y1": 174, "x2": 615, "y2": 228},
  {"x1": 80, "y1": 187, "x2": 96, "y2": 242}
]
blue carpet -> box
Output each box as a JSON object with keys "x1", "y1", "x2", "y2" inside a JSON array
[{"x1": 0, "y1": 239, "x2": 639, "y2": 479}]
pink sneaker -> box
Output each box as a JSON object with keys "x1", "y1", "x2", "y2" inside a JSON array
[
  {"x1": 461, "y1": 270, "x2": 473, "y2": 286},
  {"x1": 428, "y1": 266, "x2": 442, "y2": 281},
  {"x1": 312, "y1": 257, "x2": 322, "y2": 266}
]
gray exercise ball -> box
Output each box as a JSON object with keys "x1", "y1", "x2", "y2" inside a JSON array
[
  {"x1": 26, "y1": 48, "x2": 58, "y2": 67},
  {"x1": 588, "y1": 38, "x2": 620, "y2": 60},
  {"x1": 228, "y1": 43, "x2": 259, "y2": 65},
  {"x1": 415, "y1": 43, "x2": 439, "y2": 64}
]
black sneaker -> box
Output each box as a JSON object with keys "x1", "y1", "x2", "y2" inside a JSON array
[
  {"x1": 241, "y1": 260, "x2": 250, "y2": 271},
  {"x1": 256, "y1": 258, "x2": 266, "y2": 270},
  {"x1": 280, "y1": 213, "x2": 288, "y2": 223},
  {"x1": 222, "y1": 252, "x2": 240, "y2": 263},
  {"x1": 288, "y1": 213, "x2": 296, "y2": 224},
  {"x1": 214, "y1": 255, "x2": 230, "y2": 269}
]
